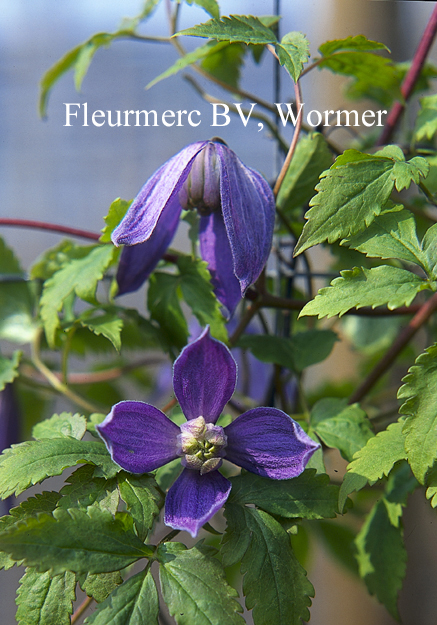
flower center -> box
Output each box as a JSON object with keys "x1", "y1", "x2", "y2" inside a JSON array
[
  {"x1": 177, "y1": 415, "x2": 227, "y2": 475},
  {"x1": 179, "y1": 142, "x2": 221, "y2": 216}
]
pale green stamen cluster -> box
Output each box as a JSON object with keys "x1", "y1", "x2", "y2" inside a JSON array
[{"x1": 177, "y1": 415, "x2": 227, "y2": 475}]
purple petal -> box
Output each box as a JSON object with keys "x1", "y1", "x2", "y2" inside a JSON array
[
  {"x1": 116, "y1": 196, "x2": 181, "y2": 295},
  {"x1": 216, "y1": 143, "x2": 275, "y2": 294},
  {"x1": 96, "y1": 401, "x2": 180, "y2": 473},
  {"x1": 112, "y1": 141, "x2": 207, "y2": 246},
  {"x1": 224, "y1": 408, "x2": 320, "y2": 479},
  {"x1": 164, "y1": 468, "x2": 231, "y2": 537},
  {"x1": 173, "y1": 327, "x2": 237, "y2": 423},
  {"x1": 199, "y1": 212, "x2": 242, "y2": 318}
]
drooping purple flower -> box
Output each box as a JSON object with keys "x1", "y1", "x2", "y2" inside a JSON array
[
  {"x1": 113, "y1": 139, "x2": 275, "y2": 316},
  {"x1": 97, "y1": 327, "x2": 319, "y2": 537},
  {"x1": 0, "y1": 384, "x2": 20, "y2": 516}
]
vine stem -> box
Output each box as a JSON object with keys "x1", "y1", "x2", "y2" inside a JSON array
[
  {"x1": 273, "y1": 81, "x2": 303, "y2": 198},
  {"x1": 71, "y1": 595, "x2": 94, "y2": 624},
  {"x1": 377, "y1": 3, "x2": 437, "y2": 146},
  {"x1": 348, "y1": 291, "x2": 437, "y2": 404},
  {"x1": 0, "y1": 218, "x2": 100, "y2": 241},
  {"x1": 32, "y1": 327, "x2": 101, "y2": 414}
]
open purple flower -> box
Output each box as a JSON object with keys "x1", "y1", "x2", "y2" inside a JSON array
[
  {"x1": 113, "y1": 139, "x2": 275, "y2": 316},
  {"x1": 97, "y1": 327, "x2": 319, "y2": 537}
]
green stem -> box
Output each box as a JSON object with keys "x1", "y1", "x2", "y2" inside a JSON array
[{"x1": 273, "y1": 81, "x2": 303, "y2": 197}]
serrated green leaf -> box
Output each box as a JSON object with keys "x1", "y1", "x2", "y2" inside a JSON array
[
  {"x1": 311, "y1": 398, "x2": 374, "y2": 462},
  {"x1": 421, "y1": 222, "x2": 437, "y2": 280},
  {"x1": 16, "y1": 568, "x2": 76, "y2": 625},
  {"x1": 147, "y1": 40, "x2": 228, "y2": 89},
  {"x1": 32, "y1": 412, "x2": 87, "y2": 441},
  {"x1": 398, "y1": 345, "x2": 437, "y2": 483},
  {"x1": 226, "y1": 507, "x2": 314, "y2": 625},
  {"x1": 177, "y1": 255, "x2": 227, "y2": 342},
  {"x1": 79, "y1": 311, "x2": 123, "y2": 351},
  {"x1": 300, "y1": 265, "x2": 428, "y2": 319},
  {"x1": 295, "y1": 149, "x2": 429, "y2": 255},
  {"x1": 341, "y1": 205, "x2": 426, "y2": 268},
  {"x1": 415, "y1": 94, "x2": 437, "y2": 141},
  {"x1": 10, "y1": 491, "x2": 62, "y2": 520},
  {"x1": 343, "y1": 419, "x2": 407, "y2": 484},
  {"x1": 229, "y1": 469, "x2": 339, "y2": 519},
  {"x1": 79, "y1": 571, "x2": 123, "y2": 603},
  {"x1": 100, "y1": 198, "x2": 131, "y2": 243},
  {"x1": 30, "y1": 239, "x2": 90, "y2": 280},
  {"x1": 355, "y1": 499, "x2": 406, "y2": 619},
  {"x1": 84, "y1": 570, "x2": 158, "y2": 624},
  {"x1": 275, "y1": 31, "x2": 309, "y2": 82},
  {"x1": 0, "y1": 507, "x2": 152, "y2": 574},
  {"x1": 148, "y1": 272, "x2": 188, "y2": 349},
  {"x1": 40, "y1": 244, "x2": 115, "y2": 347},
  {"x1": 0, "y1": 350, "x2": 21, "y2": 392},
  {"x1": 237, "y1": 329, "x2": 337, "y2": 372},
  {"x1": 276, "y1": 133, "x2": 333, "y2": 215},
  {"x1": 176, "y1": 14, "x2": 277, "y2": 45},
  {"x1": 158, "y1": 542, "x2": 243, "y2": 625},
  {"x1": 118, "y1": 472, "x2": 163, "y2": 541},
  {"x1": 221, "y1": 503, "x2": 251, "y2": 567},
  {"x1": 319, "y1": 35, "x2": 390, "y2": 56},
  {"x1": 58, "y1": 465, "x2": 119, "y2": 513},
  {"x1": 0, "y1": 438, "x2": 120, "y2": 498}
]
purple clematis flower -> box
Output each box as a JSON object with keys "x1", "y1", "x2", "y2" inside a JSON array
[
  {"x1": 113, "y1": 139, "x2": 275, "y2": 316},
  {"x1": 97, "y1": 327, "x2": 319, "y2": 537}
]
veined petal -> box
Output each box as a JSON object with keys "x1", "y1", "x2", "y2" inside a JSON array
[
  {"x1": 224, "y1": 408, "x2": 320, "y2": 479},
  {"x1": 116, "y1": 196, "x2": 181, "y2": 295},
  {"x1": 216, "y1": 143, "x2": 275, "y2": 294},
  {"x1": 173, "y1": 327, "x2": 237, "y2": 423},
  {"x1": 96, "y1": 401, "x2": 180, "y2": 473},
  {"x1": 199, "y1": 212, "x2": 242, "y2": 318},
  {"x1": 164, "y1": 468, "x2": 231, "y2": 537},
  {"x1": 112, "y1": 141, "x2": 207, "y2": 246}
]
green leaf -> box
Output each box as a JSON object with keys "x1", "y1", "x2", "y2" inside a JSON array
[
  {"x1": 32, "y1": 412, "x2": 87, "y2": 441},
  {"x1": 276, "y1": 133, "x2": 333, "y2": 215},
  {"x1": 79, "y1": 571, "x2": 123, "y2": 603},
  {"x1": 0, "y1": 507, "x2": 152, "y2": 574},
  {"x1": 0, "y1": 237, "x2": 36, "y2": 344},
  {"x1": 177, "y1": 255, "x2": 227, "y2": 343},
  {"x1": 415, "y1": 94, "x2": 437, "y2": 141},
  {"x1": 58, "y1": 465, "x2": 119, "y2": 514},
  {"x1": 422, "y1": 223, "x2": 437, "y2": 279},
  {"x1": 355, "y1": 499, "x2": 406, "y2": 619},
  {"x1": 237, "y1": 329, "x2": 338, "y2": 372},
  {"x1": 158, "y1": 542, "x2": 243, "y2": 625},
  {"x1": 341, "y1": 205, "x2": 426, "y2": 268},
  {"x1": 10, "y1": 491, "x2": 62, "y2": 519},
  {"x1": 300, "y1": 265, "x2": 429, "y2": 319},
  {"x1": 224, "y1": 506, "x2": 314, "y2": 625},
  {"x1": 147, "y1": 272, "x2": 188, "y2": 349},
  {"x1": 318, "y1": 35, "x2": 390, "y2": 56},
  {"x1": 275, "y1": 31, "x2": 309, "y2": 82},
  {"x1": 229, "y1": 469, "x2": 339, "y2": 520},
  {"x1": 311, "y1": 398, "x2": 374, "y2": 462},
  {"x1": 185, "y1": 0, "x2": 220, "y2": 19},
  {"x1": 16, "y1": 568, "x2": 76, "y2": 625},
  {"x1": 425, "y1": 464, "x2": 437, "y2": 507},
  {"x1": 398, "y1": 345, "x2": 437, "y2": 483},
  {"x1": 295, "y1": 148, "x2": 429, "y2": 255},
  {"x1": 0, "y1": 438, "x2": 120, "y2": 498},
  {"x1": 0, "y1": 350, "x2": 21, "y2": 392},
  {"x1": 345, "y1": 419, "x2": 407, "y2": 482},
  {"x1": 40, "y1": 244, "x2": 115, "y2": 347},
  {"x1": 147, "y1": 40, "x2": 229, "y2": 89},
  {"x1": 100, "y1": 198, "x2": 131, "y2": 243},
  {"x1": 175, "y1": 14, "x2": 277, "y2": 45},
  {"x1": 200, "y1": 42, "x2": 246, "y2": 89},
  {"x1": 79, "y1": 311, "x2": 123, "y2": 351},
  {"x1": 30, "y1": 239, "x2": 90, "y2": 281},
  {"x1": 84, "y1": 570, "x2": 159, "y2": 624},
  {"x1": 118, "y1": 472, "x2": 163, "y2": 541},
  {"x1": 39, "y1": 43, "x2": 84, "y2": 117}
]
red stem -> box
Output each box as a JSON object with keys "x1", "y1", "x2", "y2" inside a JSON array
[
  {"x1": 0, "y1": 218, "x2": 100, "y2": 241},
  {"x1": 377, "y1": 3, "x2": 437, "y2": 146}
]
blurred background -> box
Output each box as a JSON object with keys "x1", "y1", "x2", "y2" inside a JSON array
[{"x1": 0, "y1": 1, "x2": 437, "y2": 623}]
